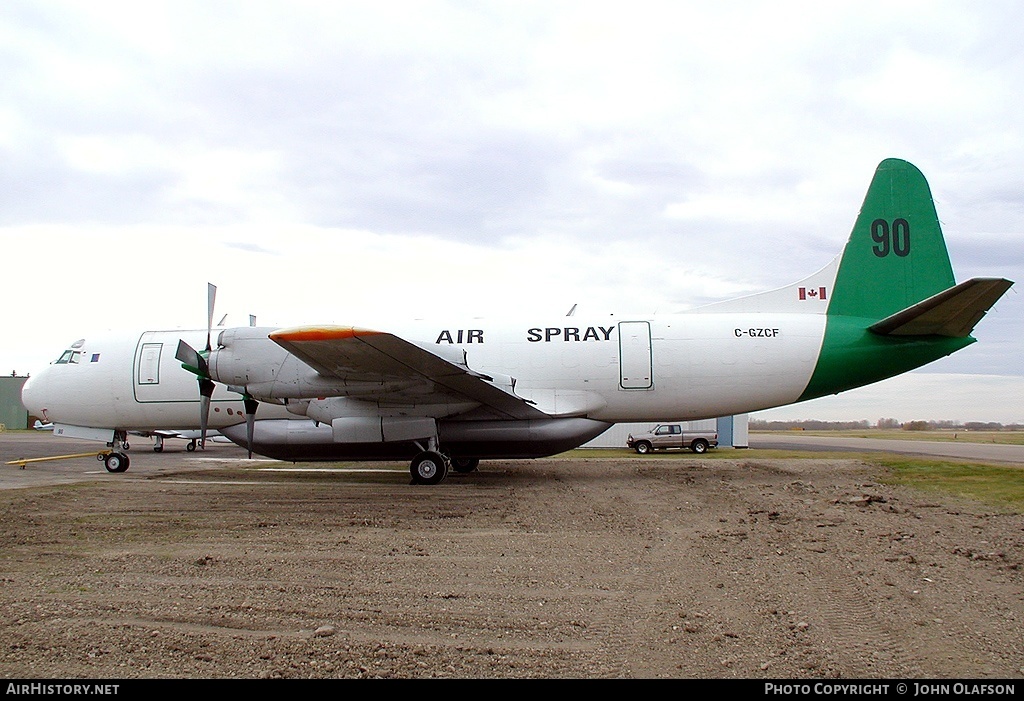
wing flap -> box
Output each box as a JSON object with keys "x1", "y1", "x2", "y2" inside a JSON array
[
  {"x1": 868, "y1": 278, "x2": 1013, "y2": 337},
  {"x1": 270, "y1": 325, "x2": 546, "y2": 420}
]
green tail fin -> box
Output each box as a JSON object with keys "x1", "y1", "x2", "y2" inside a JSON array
[
  {"x1": 798, "y1": 159, "x2": 972, "y2": 402},
  {"x1": 827, "y1": 158, "x2": 956, "y2": 321}
]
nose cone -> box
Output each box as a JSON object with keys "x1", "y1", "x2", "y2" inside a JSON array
[{"x1": 20, "y1": 370, "x2": 46, "y2": 418}]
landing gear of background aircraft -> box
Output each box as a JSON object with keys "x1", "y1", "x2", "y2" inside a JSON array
[
  {"x1": 410, "y1": 451, "x2": 449, "y2": 485},
  {"x1": 451, "y1": 457, "x2": 479, "y2": 473},
  {"x1": 108, "y1": 430, "x2": 131, "y2": 452},
  {"x1": 103, "y1": 452, "x2": 130, "y2": 473},
  {"x1": 186, "y1": 440, "x2": 197, "y2": 452}
]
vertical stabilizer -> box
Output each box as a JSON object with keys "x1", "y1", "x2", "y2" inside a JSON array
[
  {"x1": 799, "y1": 159, "x2": 976, "y2": 401},
  {"x1": 828, "y1": 158, "x2": 955, "y2": 321}
]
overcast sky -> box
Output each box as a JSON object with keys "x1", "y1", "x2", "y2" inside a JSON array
[{"x1": 1, "y1": 1, "x2": 1021, "y2": 423}]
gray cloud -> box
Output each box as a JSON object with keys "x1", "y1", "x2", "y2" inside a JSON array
[{"x1": 1, "y1": 1, "x2": 1020, "y2": 395}]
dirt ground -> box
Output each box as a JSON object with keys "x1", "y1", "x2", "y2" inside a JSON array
[{"x1": 1, "y1": 445, "x2": 1023, "y2": 679}]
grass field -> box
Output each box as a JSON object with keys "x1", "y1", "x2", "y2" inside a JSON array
[
  {"x1": 572, "y1": 433, "x2": 1024, "y2": 513},
  {"x1": 876, "y1": 457, "x2": 1024, "y2": 511}
]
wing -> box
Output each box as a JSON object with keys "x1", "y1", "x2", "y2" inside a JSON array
[{"x1": 269, "y1": 325, "x2": 547, "y2": 420}]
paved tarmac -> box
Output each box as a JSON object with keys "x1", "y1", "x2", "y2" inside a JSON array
[
  {"x1": 0, "y1": 430, "x2": 253, "y2": 490},
  {"x1": 748, "y1": 432, "x2": 1024, "y2": 464},
  {"x1": 3, "y1": 429, "x2": 1022, "y2": 491}
]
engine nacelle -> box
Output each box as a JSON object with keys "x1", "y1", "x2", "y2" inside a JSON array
[
  {"x1": 210, "y1": 327, "x2": 405, "y2": 400},
  {"x1": 209, "y1": 327, "x2": 290, "y2": 388}
]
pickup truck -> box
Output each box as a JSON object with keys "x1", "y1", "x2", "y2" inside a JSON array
[{"x1": 626, "y1": 424, "x2": 718, "y2": 454}]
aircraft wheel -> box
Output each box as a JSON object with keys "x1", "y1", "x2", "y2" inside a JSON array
[
  {"x1": 451, "y1": 457, "x2": 479, "y2": 473},
  {"x1": 634, "y1": 441, "x2": 653, "y2": 455},
  {"x1": 104, "y1": 452, "x2": 130, "y2": 473},
  {"x1": 186, "y1": 441, "x2": 197, "y2": 452},
  {"x1": 691, "y1": 439, "x2": 709, "y2": 454},
  {"x1": 153, "y1": 445, "x2": 163, "y2": 453},
  {"x1": 410, "y1": 451, "x2": 448, "y2": 485}
]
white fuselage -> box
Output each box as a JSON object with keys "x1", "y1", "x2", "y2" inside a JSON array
[
  {"x1": 22, "y1": 311, "x2": 827, "y2": 431},
  {"x1": 22, "y1": 328, "x2": 274, "y2": 431}
]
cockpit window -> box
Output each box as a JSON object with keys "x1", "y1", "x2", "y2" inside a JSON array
[{"x1": 54, "y1": 350, "x2": 81, "y2": 364}]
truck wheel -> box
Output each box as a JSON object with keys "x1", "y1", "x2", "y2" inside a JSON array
[
  {"x1": 691, "y1": 439, "x2": 709, "y2": 454},
  {"x1": 635, "y1": 441, "x2": 653, "y2": 455}
]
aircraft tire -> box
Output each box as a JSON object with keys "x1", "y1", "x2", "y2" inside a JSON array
[
  {"x1": 451, "y1": 457, "x2": 480, "y2": 473},
  {"x1": 186, "y1": 441, "x2": 197, "y2": 452},
  {"x1": 104, "y1": 452, "x2": 130, "y2": 473},
  {"x1": 410, "y1": 451, "x2": 448, "y2": 485}
]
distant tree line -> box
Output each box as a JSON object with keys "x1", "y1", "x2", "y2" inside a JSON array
[{"x1": 750, "y1": 419, "x2": 1023, "y2": 431}]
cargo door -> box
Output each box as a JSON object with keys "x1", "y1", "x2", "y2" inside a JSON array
[
  {"x1": 137, "y1": 342, "x2": 162, "y2": 386},
  {"x1": 134, "y1": 331, "x2": 199, "y2": 402},
  {"x1": 618, "y1": 321, "x2": 653, "y2": 389}
]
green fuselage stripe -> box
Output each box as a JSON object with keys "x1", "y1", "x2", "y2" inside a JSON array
[{"x1": 798, "y1": 316, "x2": 974, "y2": 402}]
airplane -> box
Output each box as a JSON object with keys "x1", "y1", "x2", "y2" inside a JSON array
[
  {"x1": 21, "y1": 158, "x2": 1013, "y2": 483},
  {"x1": 144, "y1": 429, "x2": 225, "y2": 453}
]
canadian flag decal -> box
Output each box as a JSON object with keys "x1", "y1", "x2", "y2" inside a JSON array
[{"x1": 798, "y1": 286, "x2": 827, "y2": 300}]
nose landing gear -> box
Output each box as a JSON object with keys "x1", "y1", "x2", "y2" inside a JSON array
[
  {"x1": 103, "y1": 430, "x2": 132, "y2": 472},
  {"x1": 101, "y1": 451, "x2": 130, "y2": 473}
]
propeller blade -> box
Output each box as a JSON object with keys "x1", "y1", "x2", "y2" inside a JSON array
[
  {"x1": 175, "y1": 339, "x2": 208, "y2": 377},
  {"x1": 199, "y1": 378, "x2": 215, "y2": 449},
  {"x1": 206, "y1": 283, "x2": 217, "y2": 352},
  {"x1": 243, "y1": 396, "x2": 258, "y2": 459}
]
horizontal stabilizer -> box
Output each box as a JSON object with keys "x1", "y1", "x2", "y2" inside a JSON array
[{"x1": 868, "y1": 278, "x2": 1013, "y2": 337}]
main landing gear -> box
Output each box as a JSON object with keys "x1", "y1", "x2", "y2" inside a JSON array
[
  {"x1": 410, "y1": 451, "x2": 448, "y2": 485},
  {"x1": 408, "y1": 441, "x2": 480, "y2": 485}
]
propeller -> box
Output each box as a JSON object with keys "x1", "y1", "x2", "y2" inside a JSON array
[
  {"x1": 175, "y1": 283, "x2": 218, "y2": 449},
  {"x1": 175, "y1": 283, "x2": 259, "y2": 457}
]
